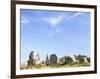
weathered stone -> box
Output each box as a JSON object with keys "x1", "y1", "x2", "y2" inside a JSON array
[
  {"x1": 70, "y1": 55, "x2": 77, "y2": 62},
  {"x1": 59, "y1": 56, "x2": 66, "y2": 65},
  {"x1": 27, "y1": 51, "x2": 36, "y2": 66},
  {"x1": 27, "y1": 51, "x2": 40, "y2": 66},
  {"x1": 65, "y1": 56, "x2": 73, "y2": 64},
  {"x1": 83, "y1": 57, "x2": 88, "y2": 63},
  {"x1": 50, "y1": 54, "x2": 58, "y2": 64},
  {"x1": 45, "y1": 55, "x2": 50, "y2": 65},
  {"x1": 35, "y1": 54, "x2": 41, "y2": 65},
  {"x1": 78, "y1": 55, "x2": 89, "y2": 63}
]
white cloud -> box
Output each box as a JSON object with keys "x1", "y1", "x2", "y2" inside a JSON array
[
  {"x1": 43, "y1": 14, "x2": 65, "y2": 27},
  {"x1": 55, "y1": 28, "x2": 61, "y2": 33},
  {"x1": 43, "y1": 12, "x2": 82, "y2": 27},
  {"x1": 48, "y1": 28, "x2": 61, "y2": 37},
  {"x1": 48, "y1": 32, "x2": 54, "y2": 37},
  {"x1": 21, "y1": 16, "x2": 30, "y2": 24},
  {"x1": 67, "y1": 12, "x2": 82, "y2": 21},
  {"x1": 44, "y1": 12, "x2": 82, "y2": 37}
]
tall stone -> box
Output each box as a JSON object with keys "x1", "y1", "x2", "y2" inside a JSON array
[
  {"x1": 83, "y1": 57, "x2": 88, "y2": 63},
  {"x1": 59, "y1": 56, "x2": 66, "y2": 65},
  {"x1": 27, "y1": 51, "x2": 36, "y2": 66},
  {"x1": 35, "y1": 54, "x2": 41, "y2": 64},
  {"x1": 65, "y1": 56, "x2": 73, "y2": 64},
  {"x1": 45, "y1": 55, "x2": 49, "y2": 65},
  {"x1": 50, "y1": 54, "x2": 58, "y2": 64},
  {"x1": 70, "y1": 55, "x2": 77, "y2": 62},
  {"x1": 78, "y1": 55, "x2": 88, "y2": 63}
]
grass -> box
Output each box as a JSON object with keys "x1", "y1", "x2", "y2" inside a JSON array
[{"x1": 20, "y1": 62, "x2": 90, "y2": 70}]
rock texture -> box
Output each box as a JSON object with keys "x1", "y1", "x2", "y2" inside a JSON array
[
  {"x1": 27, "y1": 51, "x2": 36, "y2": 66},
  {"x1": 50, "y1": 54, "x2": 58, "y2": 64},
  {"x1": 45, "y1": 55, "x2": 50, "y2": 65}
]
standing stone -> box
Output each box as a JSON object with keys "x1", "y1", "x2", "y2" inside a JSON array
[
  {"x1": 27, "y1": 51, "x2": 36, "y2": 66},
  {"x1": 65, "y1": 56, "x2": 73, "y2": 64},
  {"x1": 45, "y1": 55, "x2": 50, "y2": 65},
  {"x1": 83, "y1": 57, "x2": 88, "y2": 63},
  {"x1": 59, "y1": 56, "x2": 66, "y2": 65},
  {"x1": 35, "y1": 54, "x2": 41, "y2": 64},
  {"x1": 50, "y1": 54, "x2": 58, "y2": 64},
  {"x1": 70, "y1": 55, "x2": 77, "y2": 62},
  {"x1": 78, "y1": 55, "x2": 88, "y2": 63},
  {"x1": 87, "y1": 57, "x2": 90, "y2": 63}
]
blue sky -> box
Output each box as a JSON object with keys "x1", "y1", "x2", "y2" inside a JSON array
[{"x1": 20, "y1": 9, "x2": 90, "y2": 64}]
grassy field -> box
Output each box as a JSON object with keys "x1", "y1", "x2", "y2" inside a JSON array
[{"x1": 20, "y1": 62, "x2": 90, "y2": 70}]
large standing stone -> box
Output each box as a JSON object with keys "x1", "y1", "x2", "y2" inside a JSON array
[
  {"x1": 27, "y1": 51, "x2": 36, "y2": 66},
  {"x1": 45, "y1": 55, "x2": 50, "y2": 65},
  {"x1": 65, "y1": 56, "x2": 73, "y2": 64},
  {"x1": 78, "y1": 55, "x2": 88, "y2": 63},
  {"x1": 59, "y1": 56, "x2": 66, "y2": 65},
  {"x1": 50, "y1": 54, "x2": 58, "y2": 64},
  {"x1": 35, "y1": 54, "x2": 41, "y2": 64},
  {"x1": 83, "y1": 56, "x2": 88, "y2": 63},
  {"x1": 70, "y1": 55, "x2": 77, "y2": 62}
]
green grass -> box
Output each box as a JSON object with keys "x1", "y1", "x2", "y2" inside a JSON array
[{"x1": 20, "y1": 62, "x2": 90, "y2": 70}]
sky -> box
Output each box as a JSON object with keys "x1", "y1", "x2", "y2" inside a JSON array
[{"x1": 20, "y1": 9, "x2": 90, "y2": 64}]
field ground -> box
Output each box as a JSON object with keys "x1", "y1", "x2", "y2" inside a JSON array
[{"x1": 20, "y1": 62, "x2": 90, "y2": 70}]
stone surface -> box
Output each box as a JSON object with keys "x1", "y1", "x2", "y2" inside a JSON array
[
  {"x1": 27, "y1": 51, "x2": 40, "y2": 66},
  {"x1": 27, "y1": 51, "x2": 36, "y2": 66},
  {"x1": 59, "y1": 56, "x2": 66, "y2": 65},
  {"x1": 50, "y1": 54, "x2": 58, "y2": 64},
  {"x1": 45, "y1": 55, "x2": 50, "y2": 65},
  {"x1": 77, "y1": 55, "x2": 89, "y2": 63}
]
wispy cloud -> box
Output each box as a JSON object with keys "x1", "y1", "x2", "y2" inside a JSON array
[
  {"x1": 48, "y1": 28, "x2": 61, "y2": 37},
  {"x1": 21, "y1": 16, "x2": 30, "y2": 24},
  {"x1": 43, "y1": 12, "x2": 82, "y2": 27},
  {"x1": 55, "y1": 28, "x2": 61, "y2": 33},
  {"x1": 44, "y1": 12, "x2": 82, "y2": 37},
  {"x1": 48, "y1": 32, "x2": 54, "y2": 37},
  {"x1": 43, "y1": 15, "x2": 65, "y2": 27},
  {"x1": 67, "y1": 12, "x2": 82, "y2": 21}
]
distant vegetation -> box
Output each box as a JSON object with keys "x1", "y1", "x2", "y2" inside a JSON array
[{"x1": 20, "y1": 51, "x2": 90, "y2": 70}]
